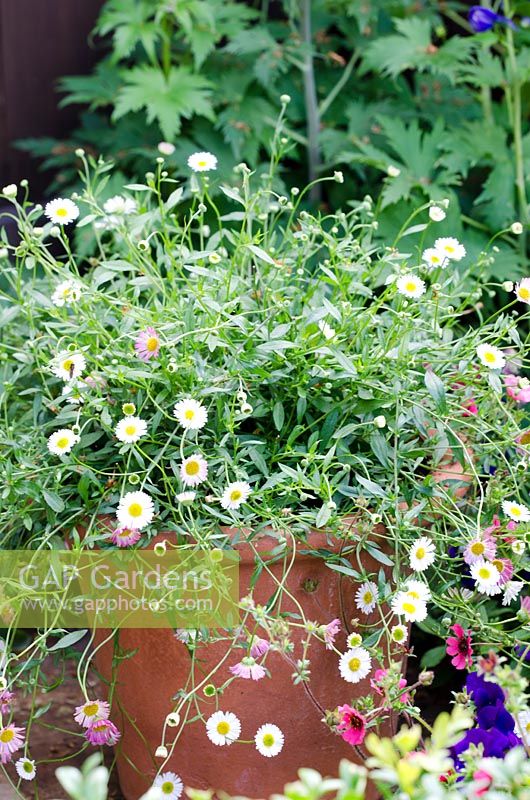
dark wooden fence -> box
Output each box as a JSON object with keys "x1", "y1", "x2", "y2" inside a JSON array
[{"x1": 0, "y1": 0, "x2": 103, "y2": 193}]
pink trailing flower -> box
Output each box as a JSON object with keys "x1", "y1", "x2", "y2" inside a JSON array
[
  {"x1": 134, "y1": 327, "x2": 160, "y2": 361},
  {"x1": 229, "y1": 656, "x2": 266, "y2": 681},
  {"x1": 462, "y1": 398, "x2": 478, "y2": 416},
  {"x1": 250, "y1": 637, "x2": 270, "y2": 659},
  {"x1": 504, "y1": 374, "x2": 530, "y2": 404},
  {"x1": 74, "y1": 699, "x2": 110, "y2": 728},
  {"x1": 324, "y1": 618, "x2": 341, "y2": 650},
  {"x1": 110, "y1": 526, "x2": 142, "y2": 547},
  {"x1": 85, "y1": 719, "x2": 121, "y2": 746},
  {"x1": 472, "y1": 768, "x2": 493, "y2": 796},
  {"x1": 0, "y1": 690, "x2": 14, "y2": 714},
  {"x1": 370, "y1": 669, "x2": 410, "y2": 704},
  {"x1": 445, "y1": 624, "x2": 473, "y2": 670},
  {"x1": 336, "y1": 704, "x2": 366, "y2": 746},
  {"x1": 492, "y1": 557, "x2": 513, "y2": 586},
  {"x1": 0, "y1": 725, "x2": 24, "y2": 764},
  {"x1": 521, "y1": 596, "x2": 530, "y2": 615},
  {"x1": 463, "y1": 533, "x2": 496, "y2": 566}
]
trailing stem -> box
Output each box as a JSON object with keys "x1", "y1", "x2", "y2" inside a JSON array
[{"x1": 300, "y1": 0, "x2": 321, "y2": 203}]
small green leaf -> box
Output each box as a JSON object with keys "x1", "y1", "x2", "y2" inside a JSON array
[
  {"x1": 272, "y1": 401, "x2": 285, "y2": 431},
  {"x1": 42, "y1": 490, "x2": 65, "y2": 513},
  {"x1": 48, "y1": 630, "x2": 88, "y2": 651}
]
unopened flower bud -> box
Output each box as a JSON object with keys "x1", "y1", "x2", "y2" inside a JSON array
[
  {"x1": 138, "y1": 239, "x2": 149, "y2": 251},
  {"x1": 154, "y1": 540, "x2": 167, "y2": 556},
  {"x1": 374, "y1": 415, "x2": 386, "y2": 428},
  {"x1": 503, "y1": 281, "x2": 514, "y2": 292},
  {"x1": 419, "y1": 670, "x2": 434, "y2": 686},
  {"x1": 166, "y1": 712, "x2": 180, "y2": 727},
  {"x1": 511, "y1": 222, "x2": 523, "y2": 235},
  {"x1": 333, "y1": 171, "x2": 344, "y2": 184},
  {"x1": 280, "y1": 94, "x2": 291, "y2": 104},
  {"x1": 429, "y1": 206, "x2": 446, "y2": 222},
  {"x1": 2, "y1": 184, "x2": 17, "y2": 198},
  {"x1": 387, "y1": 165, "x2": 400, "y2": 177}
]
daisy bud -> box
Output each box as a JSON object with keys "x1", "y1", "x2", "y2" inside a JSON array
[
  {"x1": 503, "y1": 281, "x2": 514, "y2": 292},
  {"x1": 240, "y1": 403, "x2": 253, "y2": 415},
  {"x1": 280, "y1": 137, "x2": 289, "y2": 145},
  {"x1": 236, "y1": 391, "x2": 247, "y2": 403},
  {"x1": 2, "y1": 184, "x2": 17, "y2": 198},
  {"x1": 166, "y1": 712, "x2": 180, "y2": 727},
  {"x1": 208, "y1": 252, "x2": 221, "y2": 264},
  {"x1": 122, "y1": 403, "x2": 136, "y2": 416},
  {"x1": 511, "y1": 222, "x2": 523, "y2": 235},
  {"x1": 201, "y1": 225, "x2": 210, "y2": 237},
  {"x1": 203, "y1": 684, "x2": 216, "y2": 697},
  {"x1": 327, "y1": 500, "x2": 337, "y2": 510},
  {"x1": 442, "y1": 616, "x2": 451, "y2": 626},
  {"x1": 374, "y1": 415, "x2": 386, "y2": 429},
  {"x1": 291, "y1": 187, "x2": 300, "y2": 196},
  {"x1": 429, "y1": 206, "x2": 446, "y2": 222},
  {"x1": 158, "y1": 142, "x2": 175, "y2": 156},
  {"x1": 280, "y1": 94, "x2": 291, "y2": 104},
  {"x1": 138, "y1": 239, "x2": 150, "y2": 251},
  {"x1": 210, "y1": 548, "x2": 223, "y2": 563},
  {"x1": 0, "y1": 677, "x2": 7, "y2": 691},
  {"x1": 128, "y1": 474, "x2": 140, "y2": 485},
  {"x1": 167, "y1": 361, "x2": 177, "y2": 373},
  {"x1": 32, "y1": 227, "x2": 44, "y2": 237},
  {"x1": 50, "y1": 226, "x2": 61, "y2": 238},
  {"x1": 333, "y1": 171, "x2": 344, "y2": 184},
  {"x1": 441, "y1": 198, "x2": 450, "y2": 208},
  {"x1": 419, "y1": 670, "x2": 434, "y2": 686},
  {"x1": 387, "y1": 165, "x2": 400, "y2": 177},
  {"x1": 155, "y1": 745, "x2": 168, "y2": 758},
  {"x1": 75, "y1": 148, "x2": 85, "y2": 158},
  {"x1": 198, "y1": 203, "x2": 207, "y2": 213},
  {"x1": 154, "y1": 540, "x2": 167, "y2": 556},
  {"x1": 0, "y1": 248, "x2": 8, "y2": 259}
]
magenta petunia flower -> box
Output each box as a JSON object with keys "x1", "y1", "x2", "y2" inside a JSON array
[
  {"x1": 85, "y1": 719, "x2": 121, "y2": 746},
  {"x1": 110, "y1": 526, "x2": 142, "y2": 547},
  {"x1": 229, "y1": 657, "x2": 266, "y2": 681},
  {"x1": 324, "y1": 618, "x2": 341, "y2": 650},
  {"x1": 250, "y1": 637, "x2": 270, "y2": 659},
  {"x1": 336, "y1": 704, "x2": 366, "y2": 746},
  {"x1": 134, "y1": 327, "x2": 160, "y2": 361},
  {"x1": 446, "y1": 624, "x2": 473, "y2": 670},
  {"x1": 0, "y1": 725, "x2": 24, "y2": 764}
]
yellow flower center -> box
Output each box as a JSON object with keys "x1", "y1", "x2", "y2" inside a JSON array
[
  {"x1": 146, "y1": 336, "x2": 159, "y2": 352},
  {"x1": 492, "y1": 559, "x2": 504, "y2": 574},
  {"x1": 510, "y1": 506, "x2": 521, "y2": 517},
  {"x1": 520, "y1": 431, "x2": 530, "y2": 445},
  {"x1": 484, "y1": 351, "x2": 496, "y2": 364},
  {"x1": 470, "y1": 542, "x2": 485, "y2": 556},
  {"x1": 348, "y1": 657, "x2": 361, "y2": 672},
  {"x1": 407, "y1": 590, "x2": 420, "y2": 599},
  {"x1": 262, "y1": 734, "x2": 274, "y2": 747},
  {"x1": 128, "y1": 503, "x2": 142, "y2": 518},
  {"x1": 0, "y1": 729, "x2": 14, "y2": 743},
  {"x1": 405, "y1": 281, "x2": 416, "y2": 293},
  {"x1": 118, "y1": 529, "x2": 132, "y2": 539},
  {"x1": 185, "y1": 460, "x2": 200, "y2": 475},
  {"x1": 394, "y1": 629, "x2": 405, "y2": 641},
  {"x1": 416, "y1": 547, "x2": 425, "y2": 560},
  {"x1": 478, "y1": 567, "x2": 490, "y2": 580},
  {"x1": 402, "y1": 602, "x2": 415, "y2": 614},
  {"x1": 125, "y1": 425, "x2": 136, "y2": 436},
  {"x1": 22, "y1": 762, "x2": 33, "y2": 773},
  {"x1": 62, "y1": 359, "x2": 73, "y2": 371},
  {"x1": 162, "y1": 782, "x2": 175, "y2": 794},
  {"x1": 83, "y1": 703, "x2": 99, "y2": 717},
  {"x1": 230, "y1": 490, "x2": 242, "y2": 502},
  {"x1": 198, "y1": 160, "x2": 207, "y2": 168},
  {"x1": 519, "y1": 287, "x2": 530, "y2": 300},
  {"x1": 56, "y1": 437, "x2": 69, "y2": 449},
  {"x1": 56, "y1": 207, "x2": 68, "y2": 218},
  {"x1": 217, "y1": 721, "x2": 230, "y2": 735},
  {"x1": 363, "y1": 592, "x2": 373, "y2": 604},
  {"x1": 445, "y1": 245, "x2": 455, "y2": 253},
  {"x1": 184, "y1": 409, "x2": 195, "y2": 420},
  {"x1": 526, "y1": 722, "x2": 530, "y2": 733},
  {"x1": 92, "y1": 722, "x2": 106, "y2": 733}
]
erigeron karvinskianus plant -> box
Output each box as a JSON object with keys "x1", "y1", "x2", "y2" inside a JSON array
[{"x1": 0, "y1": 143, "x2": 529, "y2": 796}]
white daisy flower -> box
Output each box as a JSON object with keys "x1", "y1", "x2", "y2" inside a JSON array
[
  {"x1": 502, "y1": 581, "x2": 524, "y2": 606},
  {"x1": 429, "y1": 206, "x2": 446, "y2": 222},
  {"x1": 390, "y1": 592, "x2": 428, "y2": 622},
  {"x1": 391, "y1": 624, "x2": 409, "y2": 644},
  {"x1": 403, "y1": 578, "x2": 432, "y2": 602},
  {"x1": 116, "y1": 491, "x2": 154, "y2": 530},
  {"x1": 409, "y1": 537, "x2": 435, "y2": 572},
  {"x1": 422, "y1": 248, "x2": 447, "y2": 269},
  {"x1": 187, "y1": 152, "x2": 218, "y2": 172},
  {"x1": 254, "y1": 723, "x2": 284, "y2": 758},
  {"x1": 515, "y1": 278, "x2": 530, "y2": 304},
  {"x1": 502, "y1": 499, "x2": 530, "y2": 522},
  {"x1": 173, "y1": 398, "x2": 208, "y2": 431},
  {"x1": 220, "y1": 481, "x2": 251, "y2": 511},
  {"x1": 434, "y1": 237, "x2": 466, "y2": 261},
  {"x1": 338, "y1": 646, "x2": 372, "y2": 683},
  {"x1": 44, "y1": 198, "x2": 79, "y2": 225},
  {"x1": 47, "y1": 429, "x2": 79, "y2": 456},
  {"x1": 103, "y1": 195, "x2": 136, "y2": 215},
  {"x1": 153, "y1": 771, "x2": 183, "y2": 800},
  {"x1": 318, "y1": 320, "x2": 336, "y2": 340},
  {"x1": 346, "y1": 632, "x2": 363, "y2": 648},
  {"x1": 115, "y1": 416, "x2": 148, "y2": 444},
  {"x1": 476, "y1": 343, "x2": 506, "y2": 370},
  {"x1": 470, "y1": 558, "x2": 501, "y2": 593},
  {"x1": 15, "y1": 758, "x2": 36, "y2": 781},
  {"x1": 52, "y1": 279, "x2": 83, "y2": 307},
  {"x1": 176, "y1": 491, "x2": 196, "y2": 504},
  {"x1": 387, "y1": 165, "x2": 400, "y2": 177},
  {"x1": 205, "y1": 711, "x2": 241, "y2": 746},
  {"x1": 180, "y1": 454, "x2": 208, "y2": 487},
  {"x1": 355, "y1": 581, "x2": 378, "y2": 614},
  {"x1": 158, "y1": 142, "x2": 175, "y2": 156},
  {"x1": 52, "y1": 351, "x2": 86, "y2": 382},
  {"x1": 517, "y1": 711, "x2": 530, "y2": 745},
  {"x1": 396, "y1": 274, "x2": 426, "y2": 299},
  {"x1": 512, "y1": 540, "x2": 525, "y2": 556}
]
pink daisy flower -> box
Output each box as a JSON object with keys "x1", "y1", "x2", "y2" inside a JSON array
[
  {"x1": 229, "y1": 657, "x2": 266, "y2": 681},
  {"x1": 504, "y1": 374, "x2": 530, "y2": 404},
  {"x1": 492, "y1": 557, "x2": 513, "y2": 586},
  {"x1": 463, "y1": 534, "x2": 496, "y2": 565},
  {"x1": 134, "y1": 327, "x2": 160, "y2": 361},
  {"x1": 110, "y1": 526, "x2": 142, "y2": 547},
  {"x1": 445, "y1": 624, "x2": 473, "y2": 670},
  {"x1": 0, "y1": 725, "x2": 24, "y2": 764},
  {"x1": 336, "y1": 704, "x2": 366, "y2": 746},
  {"x1": 74, "y1": 699, "x2": 110, "y2": 728},
  {"x1": 250, "y1": 637, "x2": 270, "y2": 659},
  {"x1": 0, "y1": 690, "x2": 14, "y2": 714},
  {"x1": 85, "y1": 719, "x2": 121, "y2": 746},
  {"x1": 324, "y1": 618, "x2": 341, "y2": 650}
]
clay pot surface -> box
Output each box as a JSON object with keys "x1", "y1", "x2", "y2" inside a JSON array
[{"x1": 90, "y1": 522, "x2": 400, "y2": 799}]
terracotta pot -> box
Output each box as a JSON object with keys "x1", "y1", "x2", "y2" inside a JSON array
[{"x1": 90, "y1": 522, "x2": 401, "y2": 799}]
